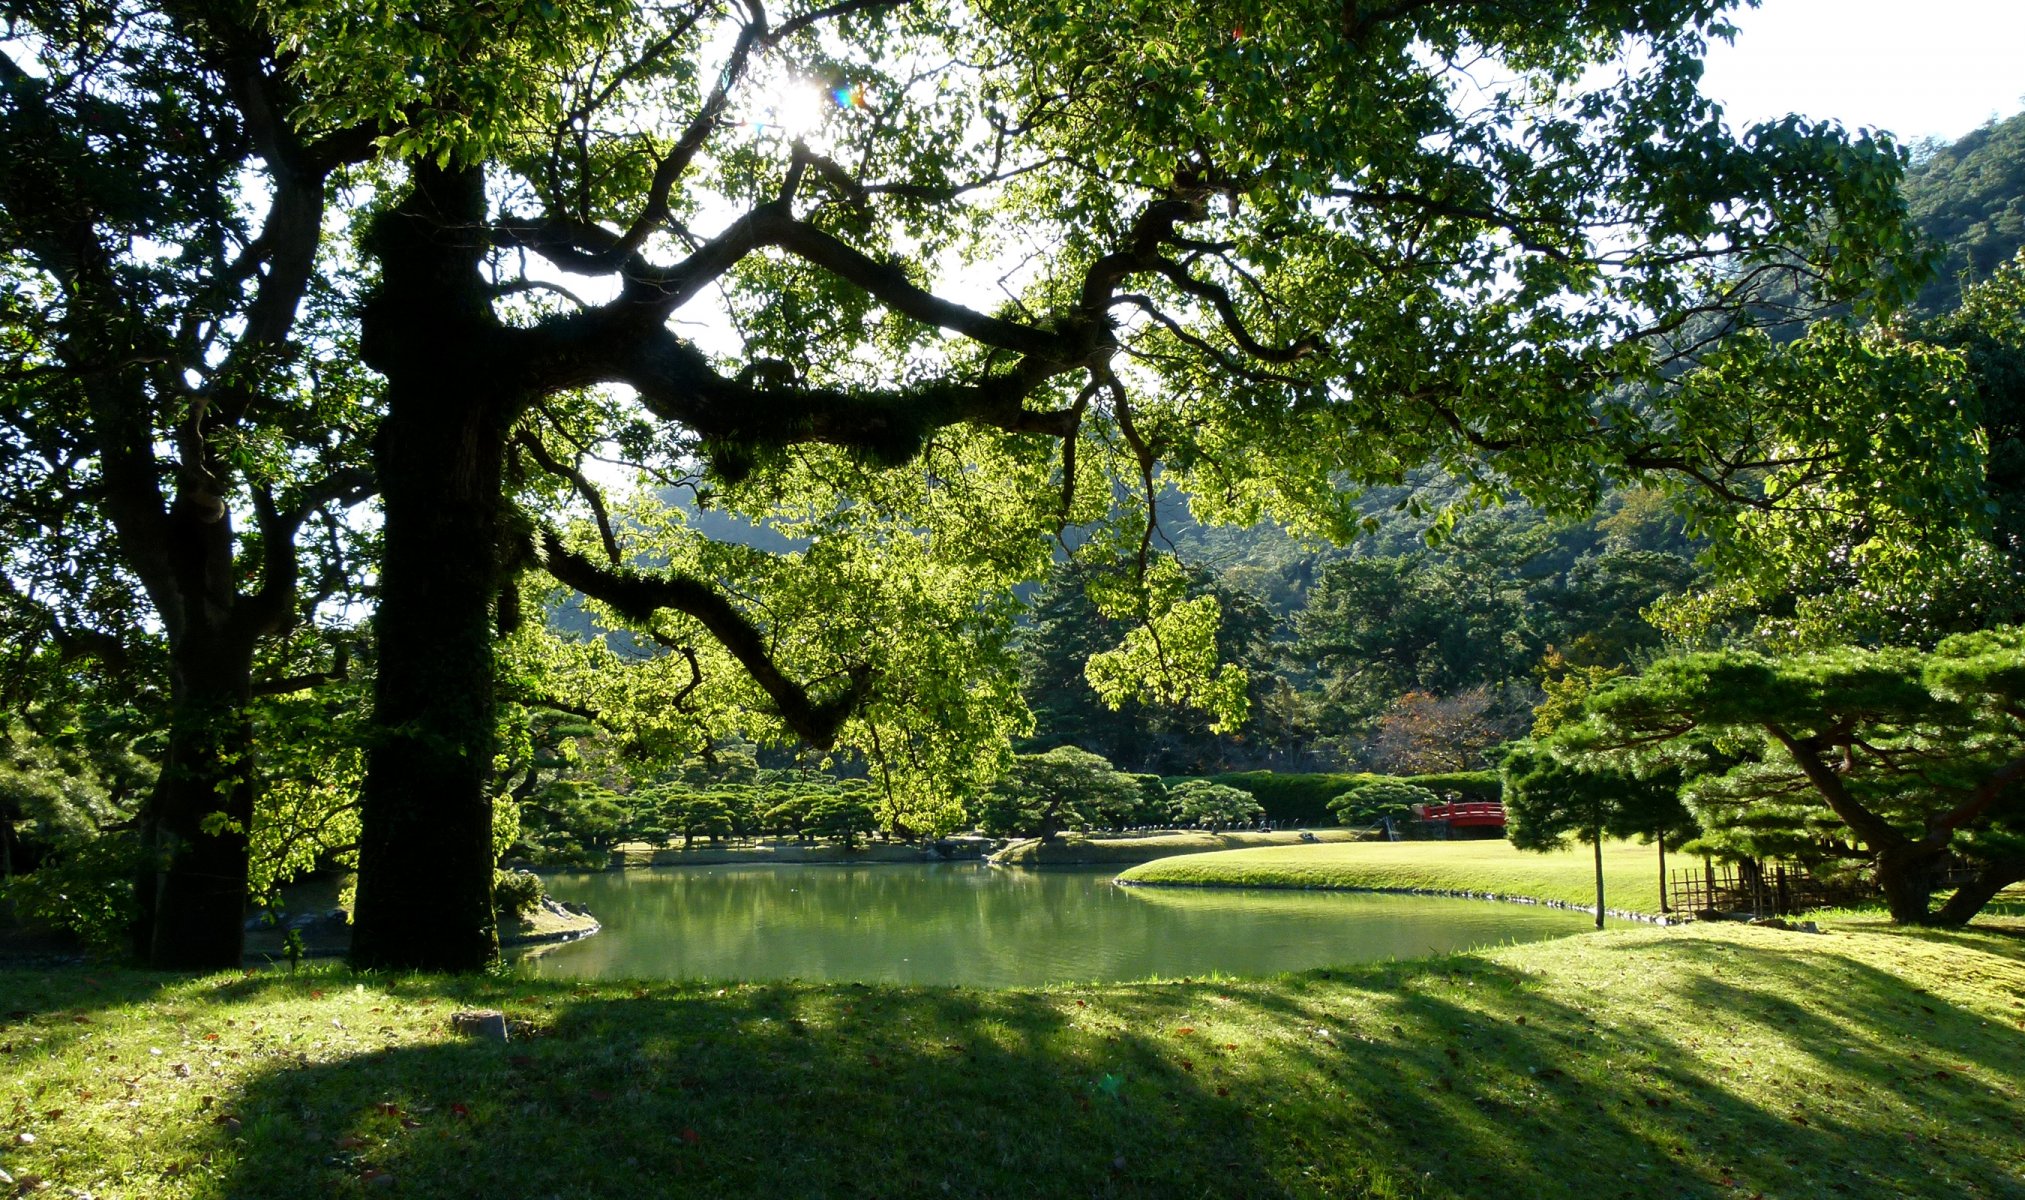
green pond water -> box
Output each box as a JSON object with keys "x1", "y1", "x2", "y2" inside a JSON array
[{"x1": 518, "y1": 864, "x2": 1611, "y2": 987}]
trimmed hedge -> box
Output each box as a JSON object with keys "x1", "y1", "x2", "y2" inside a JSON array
[{"x1": 1173, "y1": 770, "x2": 1501, "y2": 826}]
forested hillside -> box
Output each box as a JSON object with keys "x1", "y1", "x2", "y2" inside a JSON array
[
  {"x1": 1015, "y1": 111, "x2": 2025, "y2": 776},
  {"x1": 1906, "y1": 110, "x2": 2025, "y2": 315}
]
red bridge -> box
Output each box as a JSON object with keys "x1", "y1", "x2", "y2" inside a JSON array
[{"x1": 1415, "y1": 802, "x2": 1507, "y2": 829}]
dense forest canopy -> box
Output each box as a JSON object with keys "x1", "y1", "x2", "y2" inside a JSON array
[{"x1": 1, "y1": 0, "x2": 2020, "y2": 964}]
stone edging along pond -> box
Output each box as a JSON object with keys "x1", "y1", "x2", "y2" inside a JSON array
[{"x1": 1114, "y1": 875, "x2": 1674, "y2": 925}]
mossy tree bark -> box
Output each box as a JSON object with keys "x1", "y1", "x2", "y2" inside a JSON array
[{"x1": 350, "y1": 166, "x2": 517, "y2": 972}]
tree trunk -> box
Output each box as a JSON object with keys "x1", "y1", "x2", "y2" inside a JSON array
[
  {"x1": 1930, "y1": 856, "x2": 2025, "y2": 927},
  {"x1": 349, "y1": 165, "x2": 511, "y2": 972},
  {"x1": 1657, "y1": 832, "x2": 1669, "y2": 914},
  {"x1": 1873, "y1": 841, "x2": 1949, "y2": 924},
  {"x1": 1592, "y1": 830, "x2": 1605, "y2": 930},
  {"x1": 139, "y1": 634, "x2": 259, "y2": 968},
  {"x1": 347, "y1": 373, "x2": 507, "y2": 970}
]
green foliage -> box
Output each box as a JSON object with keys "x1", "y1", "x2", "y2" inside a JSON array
[
  {"x1": 514, "y1": 780, "x2": 628, "y2": 867},
  {"x1": 1561, "y1": 633, "x2": 2025, "y2": 923},
  {"x1": 15, "y1": 0, "x2": 1970, "y2": 969},
  {"x1": 805, "y1": 791, "x2": 878, "y2": 850},
  {"x1": 1904, "y1": 111, "x2": 2025, "y2": 316},
  {"x1": 1199, "y1": 771, "x2": 1502, "y2": 827},
  {"x1": 1, "y1": 831, "x2": 143, "y2": 955},
  {"x1": 1502, "y1": 743, "x2": 1692, "y2": 852},
  {"x1": 1085, "y1": 559, "x2": 1249, "y2": 734},
  {"x1": 668, "y1": 793, "x2": 736, "y2": 847},
  {"x1": 1281, "y1": 506, "x2": 1697, "y2": 762},
  {"x1": 1921, "y1": 256, "x2": 2025, "y2": 622},
  {"x1": 492, "y1": 868, "x2": 546, "y2": 920},
  {"x1": 1327, "y1": 780, "x2": 1438, "y2": 826},
  {"x1": 246, "y1": 689, "x2": 368, "y2": 906},
  {"x1": 0, "y1": 715, "x2": 150, "y2": 876},
  {"x1": 1019, "y1": 556, "x2": 1284, "y2": 775},
  {"x1": 1167, "y1": 780, "x2": 1264, "y2": 830},
  {"x1": 979, "y1": 746, "x2": 1145, "y2": 840},
  {"x1": 1652, "y1": 323, "x2": 1992, "y2": 648}
]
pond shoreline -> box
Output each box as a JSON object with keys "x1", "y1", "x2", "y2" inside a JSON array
[{"x1": 1115, "y1": 876, "x2": 1670, "y2": 925}]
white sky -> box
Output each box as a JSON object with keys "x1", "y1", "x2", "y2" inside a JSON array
[{"x1": 1701, "y1": 0, "x2": 2025, "y2": 143}]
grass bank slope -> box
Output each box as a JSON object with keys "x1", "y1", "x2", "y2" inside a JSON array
[
  {"x1": 991, "y1": 828, "x2": 1367, "y2": 867},
  {"x1": 1119, "y1": 838, "x2": 1670, "y2": 916},
  {"x1": 3, "y1": 922, "x2": 2022, "y2": 1199}
]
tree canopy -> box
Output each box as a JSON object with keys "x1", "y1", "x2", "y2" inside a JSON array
[
  {"x1": 4, "y1": 0, "x2": 1983, "y2": 967},
  {"x1": 1554, "y1": 632, "x2": 2025, "y2": 925}
]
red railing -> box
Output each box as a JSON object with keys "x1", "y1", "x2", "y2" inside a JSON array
[{"x1": 1416, "y1": 802, "x2": 1507, "y2": 828}]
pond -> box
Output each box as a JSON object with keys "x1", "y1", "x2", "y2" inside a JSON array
[{"x1": 518, "y1": 864, "x2": 1611, "y2": 987}]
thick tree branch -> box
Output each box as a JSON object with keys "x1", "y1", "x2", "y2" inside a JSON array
[{"x1": 538, "y1": 528, "x2": 869, "y2": 748}]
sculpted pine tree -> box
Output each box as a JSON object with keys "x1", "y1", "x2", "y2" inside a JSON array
[
  {"x1": 263, "y1": 0, "x2": 1947, "y2": 968},
  {"x1": 1559, "y1": 634, "x2": 2025, "y2": 925},
  {"x1": 0, "y1": 4, "x2": 376, "y2": 966}
]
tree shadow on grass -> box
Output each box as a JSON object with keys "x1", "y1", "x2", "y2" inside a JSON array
[
  {"x1": 165, "y1": 935, "x2": 2025, "y2": 1200},
  {"x1": 204, "y1": 982, "x2": 1286, "y2": 1199}
]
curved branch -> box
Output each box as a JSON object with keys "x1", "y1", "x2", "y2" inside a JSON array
[
  {"x1": 538, "y1": 528, "x2": 869, "y2": 748},
  {"x1": 516, "y1": 429, "x2": 621, "y2": 565}
]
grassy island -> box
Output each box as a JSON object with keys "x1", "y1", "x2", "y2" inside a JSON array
[
  {"x1": 4, "y1": 920, "x2": 2022, "y2": 1199},
  {"x1": 1118, "y1": 838, "x2": 1675, "y2": 917}
]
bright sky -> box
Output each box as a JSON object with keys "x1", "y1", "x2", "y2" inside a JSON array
[{"x1": 1700, "y1": 0, "x2": 2025, "y2": 143}]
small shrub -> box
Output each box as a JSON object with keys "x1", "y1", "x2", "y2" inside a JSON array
[
  {"x1": 1329, "y1": 780, "x2": 1440, "y2": 825},
  {"x1": 493, "y1": 868, "x2": 546, "y2": 919},
  {"x1": 1169, "y1": 780, "x2": 1266, "y2": 830}
]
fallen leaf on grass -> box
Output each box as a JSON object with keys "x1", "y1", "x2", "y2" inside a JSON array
[{"x1": 680, "y1": 1127, "x2": 702, "y2": 1145}]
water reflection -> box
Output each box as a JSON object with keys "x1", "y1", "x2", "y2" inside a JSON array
[{"x1": 518, "y1": 863, "x2": 1609, "y2": 987}]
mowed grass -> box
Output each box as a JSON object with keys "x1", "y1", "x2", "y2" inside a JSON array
[
  {"x1": 4, "y1": 921, "x2": 2023, "y2": 1199},
  {"x1": 1119, "y1": 837, "x2": 1672, "y2": 916},
  {"x1": 991, "y1": 828, "x2": 1369, "y2": 867}
]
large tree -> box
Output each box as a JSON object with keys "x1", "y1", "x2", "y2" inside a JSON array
[
  {"x1": 260, "y1": 0, "x2": 1945, "y2": 968},
  {"x1": 0, "y1": 1, "x2": 376, "y2": 966},
  {"x1": 1558, "y1": 633, "x2": 2025, "y2": 925}
]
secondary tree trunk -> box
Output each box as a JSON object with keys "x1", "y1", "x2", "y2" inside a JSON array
[
  {"x1": 139, "y1": 630, "x2": 259, "y2": 968},
  {"x1": 349, "y1": 165, "x2": 512, "y2": 972},
  {"x1": 1930, "y1": 856, "x2": 2025, "y2": 927},
  {"x1": 1656, "y1": 832, "x2": 1668, "y2": 914}
]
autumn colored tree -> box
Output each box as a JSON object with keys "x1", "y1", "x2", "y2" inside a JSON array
[{"x1": 1370, "y1": 689, "x2": 1508, "y2": 774}]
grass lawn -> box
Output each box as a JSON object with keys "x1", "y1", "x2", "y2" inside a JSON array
[
  {"x1": 1118, "y1": 837, "x2": 1675, "y2": 917},
  {"x1": 990, "y1": 828, "x2": 1368, "y2": 867},
  {"x1": 4, "y1": 920, "x2": 2022, "y2": 1198}
]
